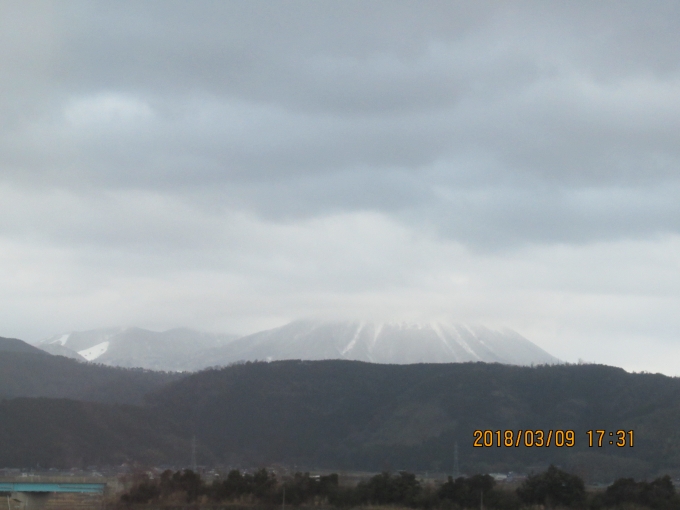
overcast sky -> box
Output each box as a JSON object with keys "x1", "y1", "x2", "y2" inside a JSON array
[{"x1": 2, "y1": 1, "x2": 680, "y2": 374}]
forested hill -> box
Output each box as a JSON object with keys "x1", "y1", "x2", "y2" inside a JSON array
[
  {"x1": 3, "y1": 359, "x2": 680, "y2": 481},
  {"x1": 0, "y1": 349, "x2": 185, "y2": 404},
  {"x1": 148, "y1": 360, "x2": 680, "y2": 481},
  {"x1": 0, "y1": 397, "x2": 189, "y2": 468}
]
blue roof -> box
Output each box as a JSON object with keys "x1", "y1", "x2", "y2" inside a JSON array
[{"x1": 0, "y1": 482, "x2": 105, "y2": 493}]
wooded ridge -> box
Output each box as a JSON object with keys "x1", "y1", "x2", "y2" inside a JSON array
[{"x1": 2, "y1": 350, "x2": 680, "y2": 482}]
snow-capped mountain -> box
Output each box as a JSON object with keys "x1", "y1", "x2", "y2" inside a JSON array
[
  {"x1": 39, "y1": 321, "x2": 559, "y2": 371},
  {"x1": 39, "y1": 327, "x2": 237, "y2": 371},
  {"x1": 186, "y1": 320, "x2": 559, "y2": 369}
]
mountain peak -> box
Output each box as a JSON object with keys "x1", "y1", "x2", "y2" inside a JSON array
[
  {"x1": 190, "y1": 319, "x2": 559, "y2": 369},
  {"x1": 37, "y1": 320, "x2": 559, "y2": 371}
]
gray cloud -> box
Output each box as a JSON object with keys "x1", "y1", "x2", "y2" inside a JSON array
[{"x1": 1, "y1": 1, "x2": 680, "y2": 372}]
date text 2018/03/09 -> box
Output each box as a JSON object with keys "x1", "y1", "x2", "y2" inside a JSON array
[{"x1": 473, "y1": 430, "x2": 634, "y2": 447}]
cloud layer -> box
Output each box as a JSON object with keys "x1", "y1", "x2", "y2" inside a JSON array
[{"x1": 1, "y1": 1, "x2": 680, "y2": 373}]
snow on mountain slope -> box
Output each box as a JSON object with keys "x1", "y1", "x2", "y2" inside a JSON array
[
  {"x1": 44, "y1": 328, "x2": 121, "y2": 353},
  {"x1": 39, "y1": 321, "x2": 559, "y2": 371},
  {"x1": 78, "y1": 341, "x2": 110, "y2": 361},
  {"x1": 53, "y1": 333, "x2": 70, "y2": 346},
  {"x1": 186, "y1": 320, "x2": 559, "y2": 369},
  {"x1": 39, "y1": 327, "x2": 238, "y2": 371},
  {"x1": 37, "y1": 342, "x2": 87, "y2": 361}
]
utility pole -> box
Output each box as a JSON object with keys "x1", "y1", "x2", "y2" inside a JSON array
[
  {"x1": 282, "y1": 485, "x2": 286, "y2": 510},
  {"x1": 453, "y1": 441, "x2": 460, "y2": 477},
  {"x1": 480, "y1": 489, "x2": 484, "y2": 510},
  {"x1": 191, "y1": 435, "x2": 197, "y2": 472}
]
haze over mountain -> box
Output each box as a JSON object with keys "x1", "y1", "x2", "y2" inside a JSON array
[
  {"x1": 39, "y1": 327, "x2": 237, "y2": 371},
  {"x1": 189, "y1": 320, "x2": 559, "y2": 369},
  {"x1": 2, "y1": 1, "x2": 680, "y2": 378},
  {"x1": 38, "y1": 321, "x2": 559, "y2": 372}
]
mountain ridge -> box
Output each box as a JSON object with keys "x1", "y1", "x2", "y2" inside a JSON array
[
  {"x1": 37, "y1": 320, "x2": 559, "y2": 372},
  {"x1": 0, "y1": 348, "x2": 185, "y2": 404},
  {"x1": 0, "y1": 336, "x2": 48, "y2": 355},
  {"x1": 38, "y1": 327, "x2": 238, "y2": 370},
  {"x1": 0, "y1": 359, "x2": 677, "y2": 482},
  {"x1": 145, "y1": 360, "x2": 680, "y2": 481}
]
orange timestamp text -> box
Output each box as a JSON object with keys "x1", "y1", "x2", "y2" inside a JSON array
[
  {"x1": 473, "y1": 429, "x2": 635, "y2": 447},
  {"x1": 473, "y1": 429, "x2": 575, "y2": 447}
]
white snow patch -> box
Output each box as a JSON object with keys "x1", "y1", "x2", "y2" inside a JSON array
[
  {"x1": 341, "y1": 322, "x2": 364, "y2": 356},
  {"x1": 51, "y1": 333, "x2": 70, "y2": 346},
  {"x1": 452, "y1": 326, "x2": 481, "y2": 360},
  {"x1": 78, "y1": 341, "x2": 110, "y2": 361},
  {"x1": 369, "y1": 323, "x2": 383, "y2": 350},
  {"x1": 432, "y1": 323, "x2": 457, "y2": 357}
]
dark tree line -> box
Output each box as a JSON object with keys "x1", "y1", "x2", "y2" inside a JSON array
[
  {"x1": 594, "y1": 475, "x2": 678, "y2": 510},
  {"x1": 516, "y1": 467, "x2": 680, "y2": 509},
  {"x1": 516, "y1": 465, "x2": 586, "y2": 507},
  {"x1": 121, "y1": 468, "x2": 338, "y2": 506},
  {"x1": 120, "y1": 465, "x2": 680, "y2": 509}
]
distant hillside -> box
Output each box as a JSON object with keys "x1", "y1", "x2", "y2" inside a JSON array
[
  {"x1": 38, "y1": 327, "x2": 238, "y2": 371},
  {"x1": 40, "y1": 321, "x2": 558, "y2": 371},
  {"x1": 38, "y1": 342, "x2": 86, "y2": 361},
  {"x1": 3, "y1": 360, "x2": 680, "y2": 482},
  {"x1": 0, "y1": 350, "x2": 185, "y2": 404},
  {"x1": 148, "y1": 360, "x2": 680, "y2": 481},
  {"x1": 187, "y1": 321, "x2": 559, "y2": 369}
]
